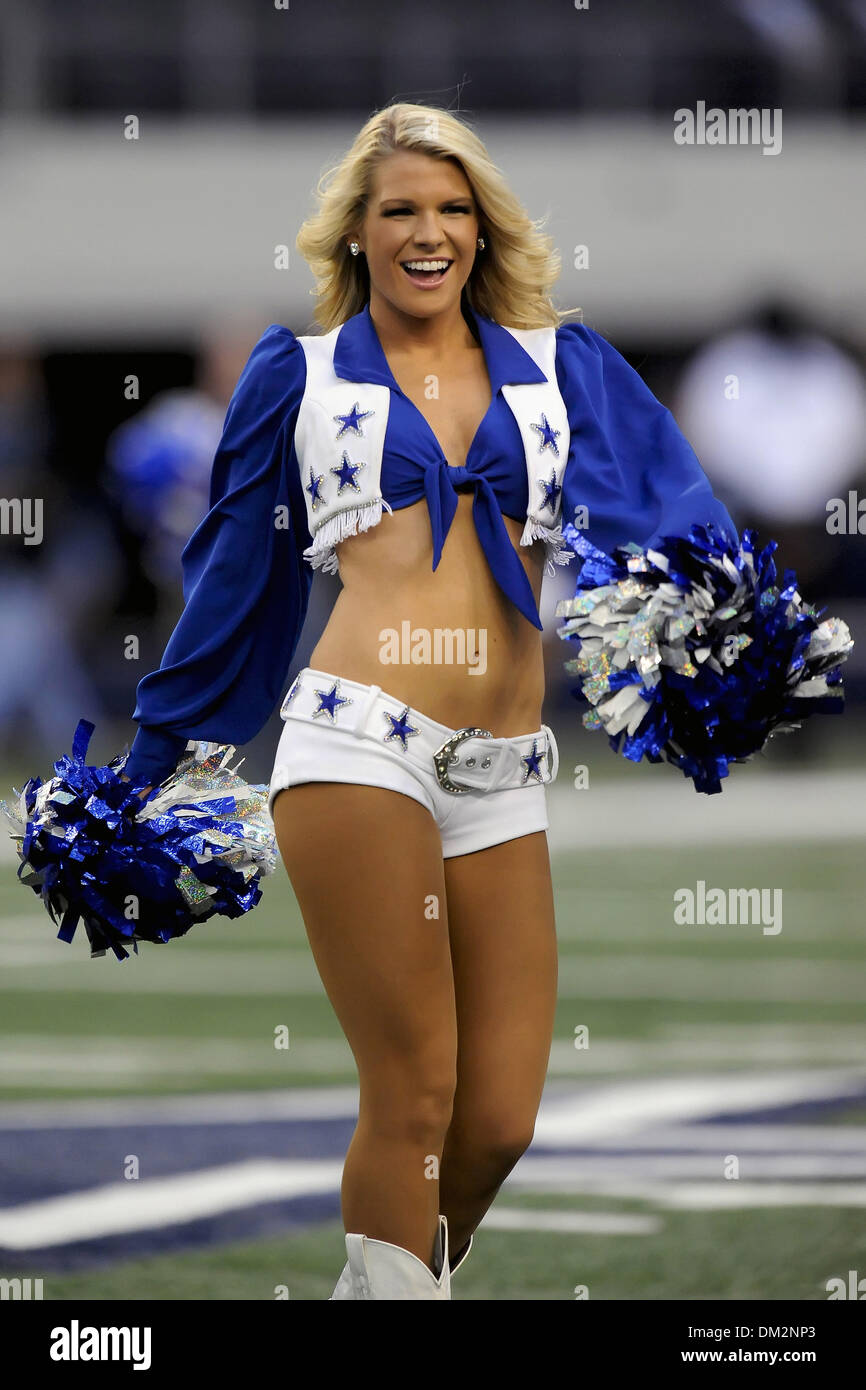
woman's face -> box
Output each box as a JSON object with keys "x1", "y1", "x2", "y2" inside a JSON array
[{"x1": 352, "y1": 149, "x2": 481, "y2": 321}]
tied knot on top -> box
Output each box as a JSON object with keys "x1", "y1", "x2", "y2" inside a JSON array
[
  {"x1": 423, "y1": 457, "x2": 544, "y2": 629},
  {"x1": 444, "y1": 463, "x2": 476, "y2": 486}
]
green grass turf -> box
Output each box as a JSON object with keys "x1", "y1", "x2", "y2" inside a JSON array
[
  {"x1": 12, "y1": 1201, "x2": 866, "y2": 1301},
  {"x1": 1, "y1": 792, "x2": 864, "y2": 1299},
  {"x1": 1, "y1": 839, "x2": 863, "y2": 1097}
]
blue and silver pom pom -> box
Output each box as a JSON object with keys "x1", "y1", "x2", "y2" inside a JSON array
[
  {"x1": 0, "y1": 720, "x2": 277, "y2": 960},
  {"x1": 556, "y1": 522, "x2": 854, "y2": 794}
]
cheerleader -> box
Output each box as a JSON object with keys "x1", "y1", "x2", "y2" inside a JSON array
[{"x1": 8, "y1": 101, "x2": 851, "y2": 1300}]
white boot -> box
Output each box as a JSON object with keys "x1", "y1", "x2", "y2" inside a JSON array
[
  {"x1": 329, "y1": 1214, "x2": 451, "y2": 1300},
  {"x1": 328, "y1": 1261, "x2": 353, "y2": 1300},
  {"x1": 330, "y1": 1220, "x2": 472, "y2": 1299},
  {"x1": 449, "y1": 1233, "x2": 473, "y2": 1274}
]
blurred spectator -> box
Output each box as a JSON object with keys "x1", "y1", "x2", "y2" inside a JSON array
[
  {"x1": 0, "y1": 347, "x2": 108, "y2": 757},
  {"x1": 103, "y1": 321, "x2": 263, "y2": 593},
  {"x1": 674, "y1": 300, "x2": 866, "y2": 589}
]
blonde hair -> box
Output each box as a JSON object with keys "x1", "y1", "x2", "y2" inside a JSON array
[{"x1": 296, "y1": 102, "x2": 564, "y2": 332}]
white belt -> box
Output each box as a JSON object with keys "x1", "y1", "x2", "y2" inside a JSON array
[{"x1": 280, "y1": 669, "x2": 559, "y2": 795}]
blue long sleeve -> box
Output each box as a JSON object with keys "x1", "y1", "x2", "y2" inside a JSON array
[
  {"x1": 556, "y1": 321, "x2": 739, "y2": 557},
  {"x1": 123, "y1": 325, "x2": 312, "y2": 786}
]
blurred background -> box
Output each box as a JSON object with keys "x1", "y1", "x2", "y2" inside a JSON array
[{"x1": 1, "y1": 0, "x2": 865, "y2": 1301}]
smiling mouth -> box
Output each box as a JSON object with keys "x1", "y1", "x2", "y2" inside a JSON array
[{"x1": 400, "y1": 258, "x2": 454, "y2": 288}]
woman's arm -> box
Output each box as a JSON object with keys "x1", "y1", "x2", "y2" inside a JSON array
[
  {"x1": 555, "y1": 320, "x2": 739, "y2": 556},
  {"x1": 552, "y1": 320, "x2": 852, "y2": 794},
  {"x1": 123, "y1": 325, "x2": 312, "y2": 787}
]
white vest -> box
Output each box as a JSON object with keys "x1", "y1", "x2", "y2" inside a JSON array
[{"x1": 293, "y1": 323, "x2": 573, "y2": 577}]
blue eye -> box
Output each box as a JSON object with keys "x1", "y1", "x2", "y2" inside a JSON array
[{"x1": 382, "y1": 204, "x2": 472, "y2": 216}]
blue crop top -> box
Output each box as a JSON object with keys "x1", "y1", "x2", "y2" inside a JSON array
[
  {"x1": 122, "y1": 301, "x2": 739, "y2": 786},
  {"x1": 328, "y1": 301, "x2": 535, "y2": 624}
]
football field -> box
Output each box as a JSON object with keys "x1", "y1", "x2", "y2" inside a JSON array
[{"x1": 1, "y1": 755, "x2": 865, "y2": 1301}]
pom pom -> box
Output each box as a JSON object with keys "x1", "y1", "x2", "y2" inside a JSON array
[
  {"x1": 555, "y1": 522, "x2": 854, "y2": 794},
  {"x1": 1, "y1": 720, "x2": 277, "y2": 960}
]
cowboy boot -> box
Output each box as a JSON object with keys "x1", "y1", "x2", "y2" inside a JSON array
[
  {"x1": 329, "y1": 1214, "x2": 451, "y2": 1300},
  {"x1": 449, "y1": 1232, "x2": 473, "y2": 1274},
  {"x1": 330, "y1": 1219, "x2": 473, "y2": 1298}
]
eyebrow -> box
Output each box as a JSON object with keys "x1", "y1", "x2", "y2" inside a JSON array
[{"x1": 376, "y1": 195, "x2": 474, "y2": 207}]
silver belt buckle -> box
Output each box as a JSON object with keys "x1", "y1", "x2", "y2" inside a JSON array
[{"x1": 433, "y1": 726, "x2": 493, "y2": 795}]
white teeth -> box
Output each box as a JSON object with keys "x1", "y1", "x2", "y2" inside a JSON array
[{"x1": 403, "y1": 260, "x2": 451, "y2": 271}]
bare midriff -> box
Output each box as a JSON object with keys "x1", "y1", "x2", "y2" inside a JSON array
[{"x1": 308, "y1": 488, "x2": 547, "y2": 736}]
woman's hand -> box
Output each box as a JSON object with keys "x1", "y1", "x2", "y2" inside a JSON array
[{"x1": 120, "y1": 773, "x2": 153, "y2": 799}]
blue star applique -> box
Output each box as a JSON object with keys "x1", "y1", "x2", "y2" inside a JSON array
[
  {"x1": 284, "y1": 674, "x2": 302, "y2": 708},
  {"x1": 521, "y1": 739, "x2": 547, "y2": 784},
  {"x1": 306, "y1": 467, "x2": 327, "y2": 511},
  {"x1": 537, "y1": 469, "x2": 562, "y2": 514},
  {"x1": 311, "y1": 679, "x2": 354, "y2": 722},
  {"x1": 334, "y1": 402, "x2": 375, "y2": 439},
  {"x1": 331, "y1": 451, "x2": 367, "y2": 494},
  {"x1": 382, "y1": 705, "x2": 420, "y2": 751},
  {"x1": 530, "y1": 413, "x2": 561, "y2": 456}
]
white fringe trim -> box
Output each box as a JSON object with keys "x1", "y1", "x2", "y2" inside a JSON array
[
  {"x1": 303, "y1": 497, "x2": 393, "y2": 575},
  {"x1": 519, "y1": 516, "x2": 575, "y2": 578}
]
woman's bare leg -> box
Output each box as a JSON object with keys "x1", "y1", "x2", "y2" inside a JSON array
[
  {"x1": 439, "y1": 830, "x2": 558, "y2": 1256},
  {"x1": 273, "y1": 781, "x2": 458, "y2": 1268}
]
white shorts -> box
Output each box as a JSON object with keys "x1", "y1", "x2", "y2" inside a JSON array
[{"x1": 268, "y1": 667, "x2": 558, "y2": 859}]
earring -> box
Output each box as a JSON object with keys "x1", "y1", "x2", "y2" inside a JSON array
[
  {"x1": 348, "y1": 241, "x2": 361, "y2": 256},
  {"x1": 476, "y1": 236, "x2": 486, "y2": 250}
]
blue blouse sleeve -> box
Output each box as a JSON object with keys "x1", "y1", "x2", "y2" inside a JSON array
[
  {"x1": 555, "y1": 322, "x2": 739, "y2": 557},
  {"x1": 122, "y1": 324, "x2": 312, "y2": 786}
]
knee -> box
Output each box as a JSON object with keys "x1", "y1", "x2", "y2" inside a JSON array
[
  {"x1": 406, "y1": 1080, "x2": 457, "y2": 1150},
  {"x1": 453, "y1": 1115, "x2": 536, "y2": 1179},
  {"x1": 363, "y1": 1063, "x2": 457, "y2": 1150},
  {"x1": 484, "y1": 1123, "x2": 536, "y2": 1176}
]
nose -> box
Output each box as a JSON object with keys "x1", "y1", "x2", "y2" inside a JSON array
[{"x1": 413, "y1": 210, "x2": 446, "y2": 246}]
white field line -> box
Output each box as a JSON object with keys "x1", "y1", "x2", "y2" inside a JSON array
[
  {"x1": 657, "y1": 1182, "x2": 866, "y2": 1209},
  {"x1": 658, "y1": 1022, "x2": 866, "y2": 1046},
  {"x1": 0, "y1": 1084, "x2": 363, "y2": 1130},
  {"x1": 2, "y1": 1156, "x2": 863, "y2": 1254},
  {"x1": 2, "y1": 1031, "x2": 865, "y2": 1087},
  {"x1": 545, "y1": 772, "x2": 866, "y2": 851},
  {"x1": 0, "y1": 1069, "x2": 862, "y2": 1136},
  {"x1": 604, "y1": 1123, "x2": 866, "y2": 1153},
  {"x1": 552, "y1": 891, "x2": 865, "y2": 942},
  {"x1": 3, "y1": 771, "x2": 863, "y2": 869},
  {"x1": 504, "y1": 1163, "x2": 866, "y2": 1210},
  {"x1": 554, "y1": 958, "x2": 866, "y2": 1003},
  {"x1": 510, "y1": 1154, "x2": 866, "y2": 1180},
  {"x1": 532, "y1": 1069, "x2": 866, "y2": 1143},
  {"x1": 482, "y1": 1207, "x2": 661, "y2": 1235},
  {"x1": 0, "y1": 1035, "x2": 353, "y2": 1084},
  {"x1": 1, "y1": 1019, "x2": 865, "y2": 1090},
  {"x1": 0, "y1": 1158, "x2": 343, "y2": 1250},
  {"x1": 5, "y1": 901, "x2": 866, "y2": 947},
  {"x1": 546, "y1": 1031, "x2": 866, "y2": 1072},
  {"x1": 0, "y1": 945, "x2": 326, "y2": 991},
  {"x1": 1, "y1": 948, "x2": 864, "y2": 1002}
]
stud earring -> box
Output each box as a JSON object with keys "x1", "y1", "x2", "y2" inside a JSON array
[
  {"x1": 476, "y1": 236, "x2": 486, "y2": 250},
  {"x1": 348, "y1": 241, "x2": 361, "y2": 256}
]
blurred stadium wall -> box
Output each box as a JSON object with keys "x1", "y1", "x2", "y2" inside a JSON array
[
  {"x1": 1, "y1": 0, "x2": 865, "y2": 773},
  {"x1": 1, "y1": 117, "x2": 864, "y2": 341}
]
